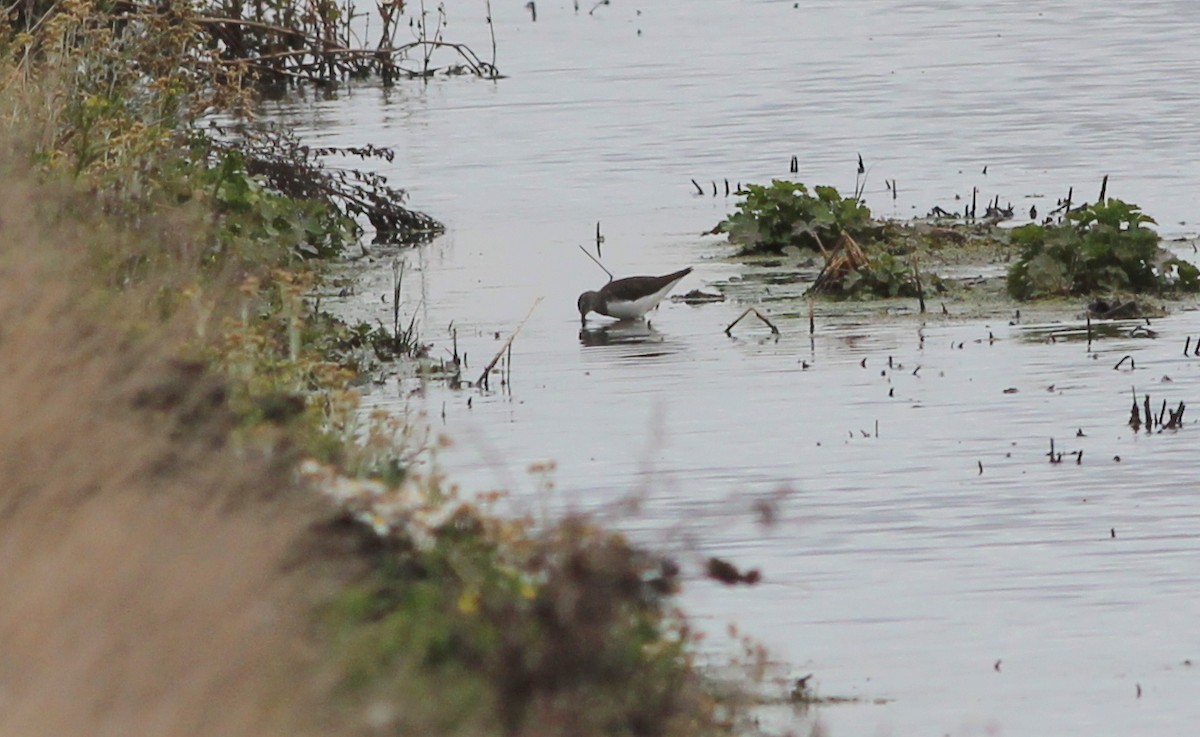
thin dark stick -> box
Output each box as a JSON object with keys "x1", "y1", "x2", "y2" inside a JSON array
[
  {"x1": 691, "y1": 179, "x2": 704, "y2": 195},
  {"x1": 1098, "y1": 174, "x2": 1108, "y2": 204},
  {"x1": 595, "y1": 221, "x2": 603, "y2": 258},
  {"x1": 577, "y1": 244, "x2": 613, "y2": 281},
  {"x1": 1185, "y1": 336, "x2": 1191, "y2": 356},
  {"x1": 808, "y1": 299, "x2": 815, "y2": 335},
  {"x1": 911, "y1": 254, "x2": 926, "y2": 314},
  {"x1": 485, "y1": 0, "x2": 498, "y2": 68},
  {"x1": 724, "y1": 307, "x2": 779, "y2": 336},
  {"x1": 971, "y1": 187, "x2": 977, "y2": 219},
  {"x1": 1087, "y1": 314, "x2": 1092, "y2": 351},
  {"x1": 1113, "y1": 355, "x2": 1135, "y2": 370},
  {"x1": 477, "y1": 298, "x2": 541, "y2": 389}
]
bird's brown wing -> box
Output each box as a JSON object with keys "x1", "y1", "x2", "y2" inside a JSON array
[{"x1": 600, "y1": 267, "x2": 693, "y2": 301}]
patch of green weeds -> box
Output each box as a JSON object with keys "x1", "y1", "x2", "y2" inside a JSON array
[
  {"x1": 326, "y1": 513, "x2": 723, "y2": 736},
  {"x1": 840, "y1": 253, "x2": 934, "y2": 299},
  {"x1": 718, "y1": 180, "x2": 873, "y2": 254},
  {"x1": 1007, "y1": 199, "x2": 1197, "y2": 300}
]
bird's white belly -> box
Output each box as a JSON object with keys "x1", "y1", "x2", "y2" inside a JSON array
[{"x1": 605, "y1": 286, "x2": 673, "y2": 319}]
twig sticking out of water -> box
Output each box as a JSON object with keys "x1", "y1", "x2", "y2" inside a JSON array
[
  {"x1": 1087, "y1": 314, "x2": 1092, "y2": 351},
  {"x1": 853, "y1": 153, "x2": 867, "y2": 203},
  {"x1": 691, "y1": 179, "x2": 704, "y2": 196},
  {"x1": 790, "y1": 156, "x2": 799, "y2": 174},
  {"x1": 911, "y1": 254, "x2": 926, "y2": 314},
  {"x1": 577, "y1": 244, "x2": 613, "y2": 281},
  {"x1": 595, "y1": 221, "x2": 604, "y2": 258},
  {"x1": 1098, "y1": 174, "x2": 1109, "y2": 205},
  {"x1": 1184, "y1": 336, "x2": 1191, "y2": 356},
  {"x1": 390, "y1": 258, "x2": 421, "y2": 354},
  {"x1": 1128, "y1": 387, "x2": 1186, "y2": 432},
  {"x1": 724, "y1": 307, "x2": 780, "y2": 337},
  {"x1": 477, "y1": 298, "x2": 542, "y2": 390},
  {"x1": 1113, "y1": 355, "x2": 1135, "y2": 371},
  {"x1": 1165, "y1": 401, "x2": 1186, "y2": 430},
  {"x1": 808, "y1": 299, "x2": 815, "y2": 335},
  {"x1": 1046, "y1": 438, "x2": 1083, "y2": 464}
]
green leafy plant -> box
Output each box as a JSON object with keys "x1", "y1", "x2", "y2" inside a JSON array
[
  {"x1": 842, "y1": 254, "x2": 929, "y2": 299},
  {"x1": 718, "y1": 180, "x2": 873, "y2": 254},
  {"x1": 1007, "y1": 199, "x2": 1194, "y2": 300},
  {"x1": 202, "y1": 151, "x2": 357, "y2": 260}
]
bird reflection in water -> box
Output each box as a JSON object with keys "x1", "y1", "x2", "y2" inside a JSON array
[{"x1": 578, "y1": 319, "x2": 664, "y2": 347}]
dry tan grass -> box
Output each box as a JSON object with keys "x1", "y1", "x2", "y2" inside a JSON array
[{"x1": 0, "y1": 174, "x2": 365, "y2": 737}]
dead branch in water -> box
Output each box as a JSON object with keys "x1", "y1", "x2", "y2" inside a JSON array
[
  {"x1": 724, "y1": 308, "x2": 779, "y2": 337},
  {"x1": 477, "y1": 298, "x2": 542, "y2": 390},
  {"x1": 809, "y1": 231, "x2": 869, "y2": 294},
  {"x1": 577, "y1": 244, "x2": 613, "y2": 281},
  {"x1": 1129, "y1": 386, "x2": 1186, "y2": 432}
]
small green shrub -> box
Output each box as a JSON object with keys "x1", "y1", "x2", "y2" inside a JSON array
[
  {"x1": 843, "y1": 254, "x2": 922, "y2": 298},
  {"x1": 718, "y1": 180, "x2": 872, "y2": 254},
  {"x1": 202, "y1": 151, "x2": 357, "y2": 260},
  {"x1": 1007, "y1": 199, "x2": 1194, "y2": 300}
]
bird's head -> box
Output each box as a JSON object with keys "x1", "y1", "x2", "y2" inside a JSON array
[{"x1": 577, "y1": 291, "x2": 600, "y2": 322}]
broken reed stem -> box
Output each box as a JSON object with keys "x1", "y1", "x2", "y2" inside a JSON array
[
  {"x1": 808, "y1": 299, "x2": 815, "y2": 335},
  {"x1": 577, "y1": 244, "x2": 613, "y2": 281},
  {"x1": 391, "y1": 258, "x2": 405, "y2": 350},
  {"x1": 1087, "y1": 314, "x2": 1092, "y2": 351},
  {"x1": 911, "y1": 254, "x2": 925, "y2": 314},
  {"x1": 477, "y1": 297, "x2": 542, "y2": 389},
  {"x1": 724, "y1": 307, "x2": 779, "y2": 336}
]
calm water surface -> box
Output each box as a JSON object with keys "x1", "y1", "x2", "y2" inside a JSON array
[{"x1": 272, "y1": 2, "x2": 1200, "y2": 734}]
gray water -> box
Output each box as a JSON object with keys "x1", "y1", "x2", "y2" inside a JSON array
[{"x1": 272, "y1": 2, "x2": 1200, "y2": 734}]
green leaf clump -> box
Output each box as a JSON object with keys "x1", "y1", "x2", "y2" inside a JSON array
[
  {"x1": 1007, "y1": 199, "x2": 1197, "y2": 300},
  {"x1": 718, "y1": 180, "x2": 873, "y2": 254}
]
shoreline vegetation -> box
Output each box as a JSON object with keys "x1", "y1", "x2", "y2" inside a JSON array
[{"x1": 0, "y1": 3, "x2": 776, "y2": 737}]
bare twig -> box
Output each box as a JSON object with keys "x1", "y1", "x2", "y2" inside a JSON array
[
  {"x1": 724, "y1": 308, "x2": 779, "y2": 336},
  {"x1": 577, "y1": 244, "x2": 613, "y2": 281},
  {"x1": 477, "y1": 298, "x2": 542, "y2": 389}
]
